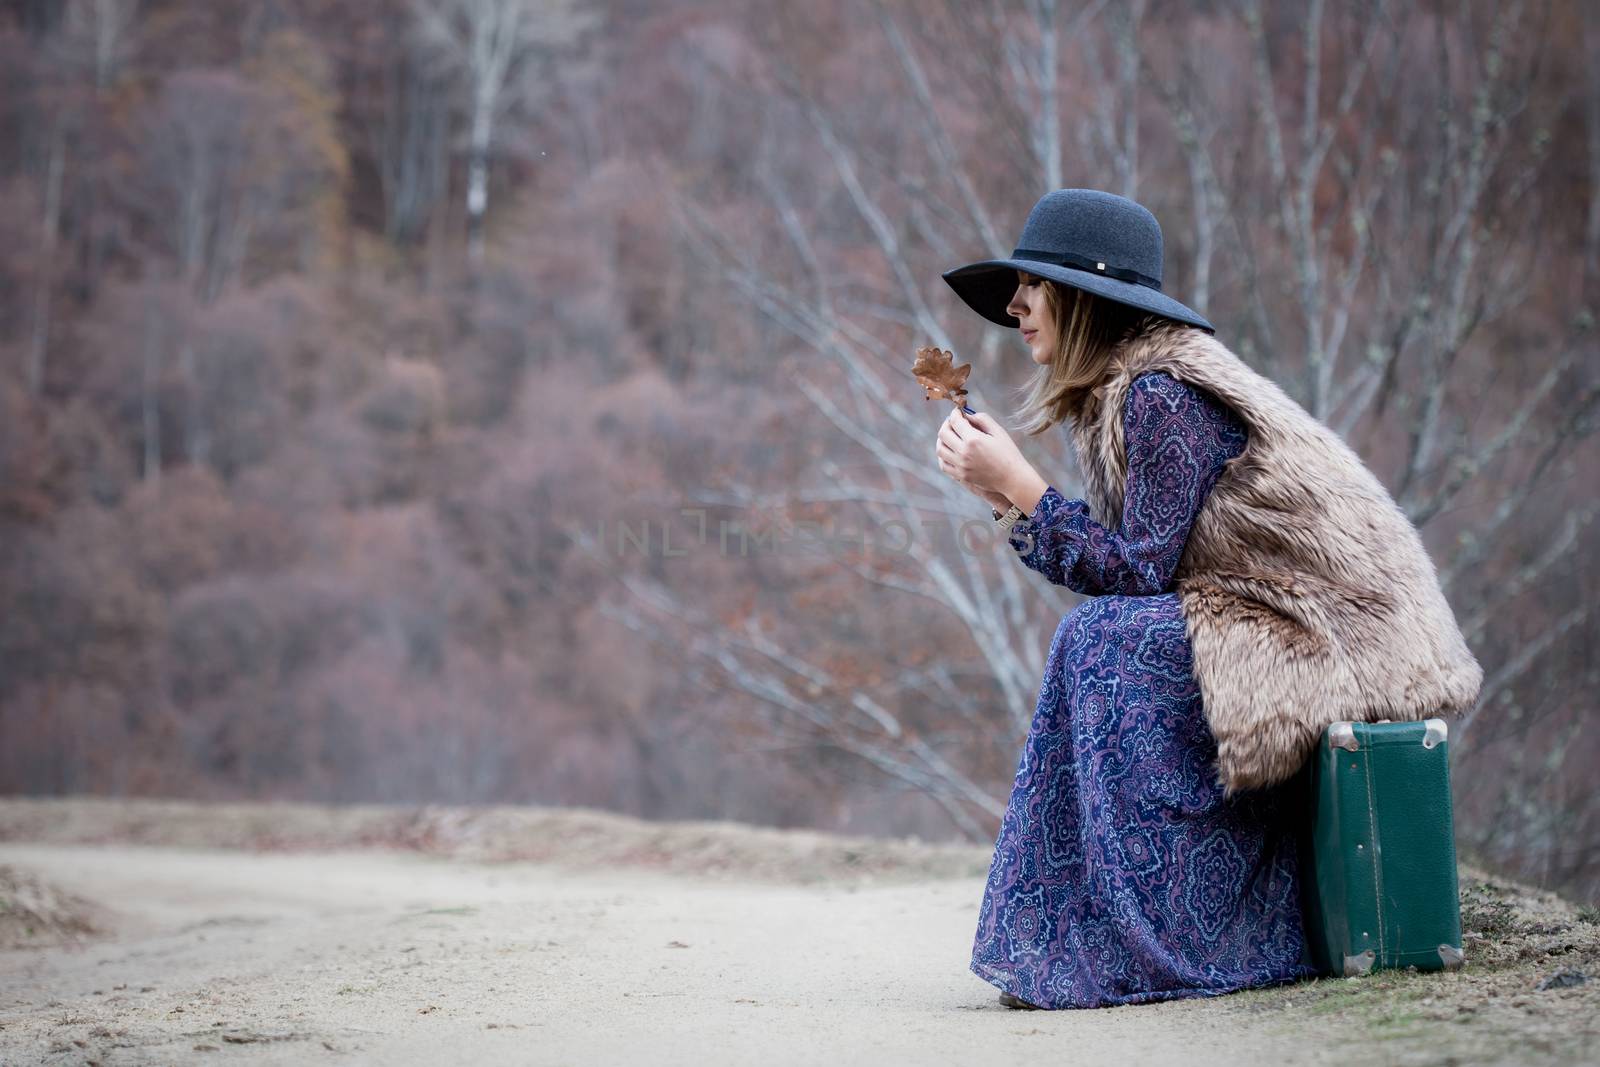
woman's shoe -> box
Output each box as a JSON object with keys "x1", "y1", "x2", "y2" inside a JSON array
[{"x1": 998, "y1": 990, "x2": 1043, "y2": 1010}]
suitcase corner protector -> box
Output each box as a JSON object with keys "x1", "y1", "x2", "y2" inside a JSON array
[
  {"x1": 1423, "y1": 718, "x2": 1448, "y2": 749},
  {"x1": 1343, "y1": 949, "x2": 1376, "y2": 977},
  {"x1": 1328, "y1": 722, "x2": 1358, "y2": 751}
]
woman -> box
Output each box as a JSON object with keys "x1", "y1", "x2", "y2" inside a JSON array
[{"x1": 933, "y1": 189, "x2": 1481, "y2": 1010}]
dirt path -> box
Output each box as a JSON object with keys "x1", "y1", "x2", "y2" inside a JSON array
[
  {"x1": 1, "y1": 841, "x2": 1326, "y2": 1066},
  {"x1": 1, "y1": 798, "x2": 1596, "y2": 1066}
]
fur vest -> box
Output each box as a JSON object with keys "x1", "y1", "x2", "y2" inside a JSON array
[{"x1": 1065, "y1": 320, "x2": 1483, "y2": 794}]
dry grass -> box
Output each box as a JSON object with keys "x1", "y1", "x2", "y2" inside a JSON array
[
  {"x1": 0, "y1": 794, "x2": 991, "y2": 884},
  {"x1": 1221, "y1": 864, "x2": 1600, "y2": 1065},
  {"x1": 0, "y1": 863, "x2": 111, "y2": 949}
]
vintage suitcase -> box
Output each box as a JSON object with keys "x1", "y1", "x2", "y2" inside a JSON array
[{"x1": 1293, "y1": 717, "x2": 1466, "y2": 977}]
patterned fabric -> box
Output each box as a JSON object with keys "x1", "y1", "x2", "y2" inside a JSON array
[{"x1": 972, "y1": 370, "x2": 1316, "y2": 1009}]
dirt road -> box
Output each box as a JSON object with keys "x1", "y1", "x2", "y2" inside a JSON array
[
  {"x1": 1, "y1": 798, "x2": 1596, "y2": 1066},
  {"x1": 0, "y1": 841, "x2": 1328, "y2": 1066}
]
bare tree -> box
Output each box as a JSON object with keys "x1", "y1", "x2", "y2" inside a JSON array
[
  {"x1": 1582, "y1": 4, "x2": 1600, "y2": 296},
  {"x1": 583, "y1": 0, "x2": 1596, "y2": 857},
  {"x1": 410, "y1": 0, "x2": 591, "y2": 265},
  {"x1": 567, "y1": 0, "x2": 1111, "y2": 839},
  {"x1": 61, "y1": 0, "x2": 138, "y2": 92},
  {"x1": 24, "y1": 117, "x2": 63, "y2": 397},
  {"x1": 372, "y1": 33, "x2": 453, "y2": 246},
  {"x1": 1147, "y1": 0, "x2": 1598, "y2": 746},
  {"x1": 135, "y1": 67, "x2": 339, "y2": 466},
  {"x1": 23, "y1": 0, "x2": 137, "y2": 395}
]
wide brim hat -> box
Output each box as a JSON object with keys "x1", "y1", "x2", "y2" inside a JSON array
[{"x1": 942, "y1": 188, "x2": 1214, "y2": 334}]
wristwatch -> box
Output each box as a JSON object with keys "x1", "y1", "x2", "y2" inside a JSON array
[{"x1": 992, "y1": 504, "x2": 1026, "y2": 531}]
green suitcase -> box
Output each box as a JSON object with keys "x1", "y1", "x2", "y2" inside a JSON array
[{"x1": 1293, "y1": 718, "x2": 1466, "y2": 977}]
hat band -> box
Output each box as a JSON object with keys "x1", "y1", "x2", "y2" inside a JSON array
[{"x1": 1012, "y1": 247, "x2": 1162, "y2": 291}]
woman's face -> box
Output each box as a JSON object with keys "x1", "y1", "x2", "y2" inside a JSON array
[{"x1": 1005, "y1": 269, "x2": 1055, "y2": 365}]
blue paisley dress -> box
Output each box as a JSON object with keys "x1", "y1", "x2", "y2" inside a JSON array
[{"x1": 970, "y1": 370, "x2": 1316, "y2": 1009}]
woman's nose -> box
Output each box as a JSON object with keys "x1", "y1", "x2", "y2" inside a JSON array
[{"x1": 1005, "y1": 286, "x2": 1026, "y2": 316}]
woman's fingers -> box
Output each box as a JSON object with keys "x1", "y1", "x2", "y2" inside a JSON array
[
  {"x1": 939, "y1": 408, "x2": 992, "y2": 488},
  {"x1": 937, "y1": 440, "x2": 964, "y2": 480}
]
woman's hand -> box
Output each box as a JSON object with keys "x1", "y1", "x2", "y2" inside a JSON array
[
  {"x1": 960, "y1": 477, "x2": 1013, "y2": 513},
  {"x1": 936, "y1": 408, "x2": 1035, "y2": 506}
]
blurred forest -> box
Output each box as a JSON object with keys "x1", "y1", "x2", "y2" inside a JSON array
[{"x1": 1, "y1": 0, "x2": 1597, "y2": 905}]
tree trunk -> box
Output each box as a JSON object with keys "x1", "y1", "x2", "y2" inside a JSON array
[
  {"x1": 26, "y1": 121, "x2": 65, "y2": 396},
  {"x1": 466, "y1": 101, "x2": 492, "y2": 265}
]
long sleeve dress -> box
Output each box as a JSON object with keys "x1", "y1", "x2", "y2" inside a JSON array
[{"x1": 970, "y1": 370, "x2": 1317, "y2": 1010}]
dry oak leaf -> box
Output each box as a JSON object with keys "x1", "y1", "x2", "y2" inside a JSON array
[{"x1": 911, "y1": 345, "x2": 971, "y2": 408}]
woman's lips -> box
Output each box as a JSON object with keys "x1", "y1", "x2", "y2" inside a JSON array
[{"x1": 1022, "y1": 329, "x2": 1037, "y2": 340}]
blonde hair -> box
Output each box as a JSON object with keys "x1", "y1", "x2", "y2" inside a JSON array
[{"x1": 1011, "y1": 281, "x2": 1163, "y2": 437}]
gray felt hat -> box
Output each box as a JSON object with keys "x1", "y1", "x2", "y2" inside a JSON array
[{"x1": 941, "y1": 188, "x2": 1214, "y2": 334}]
